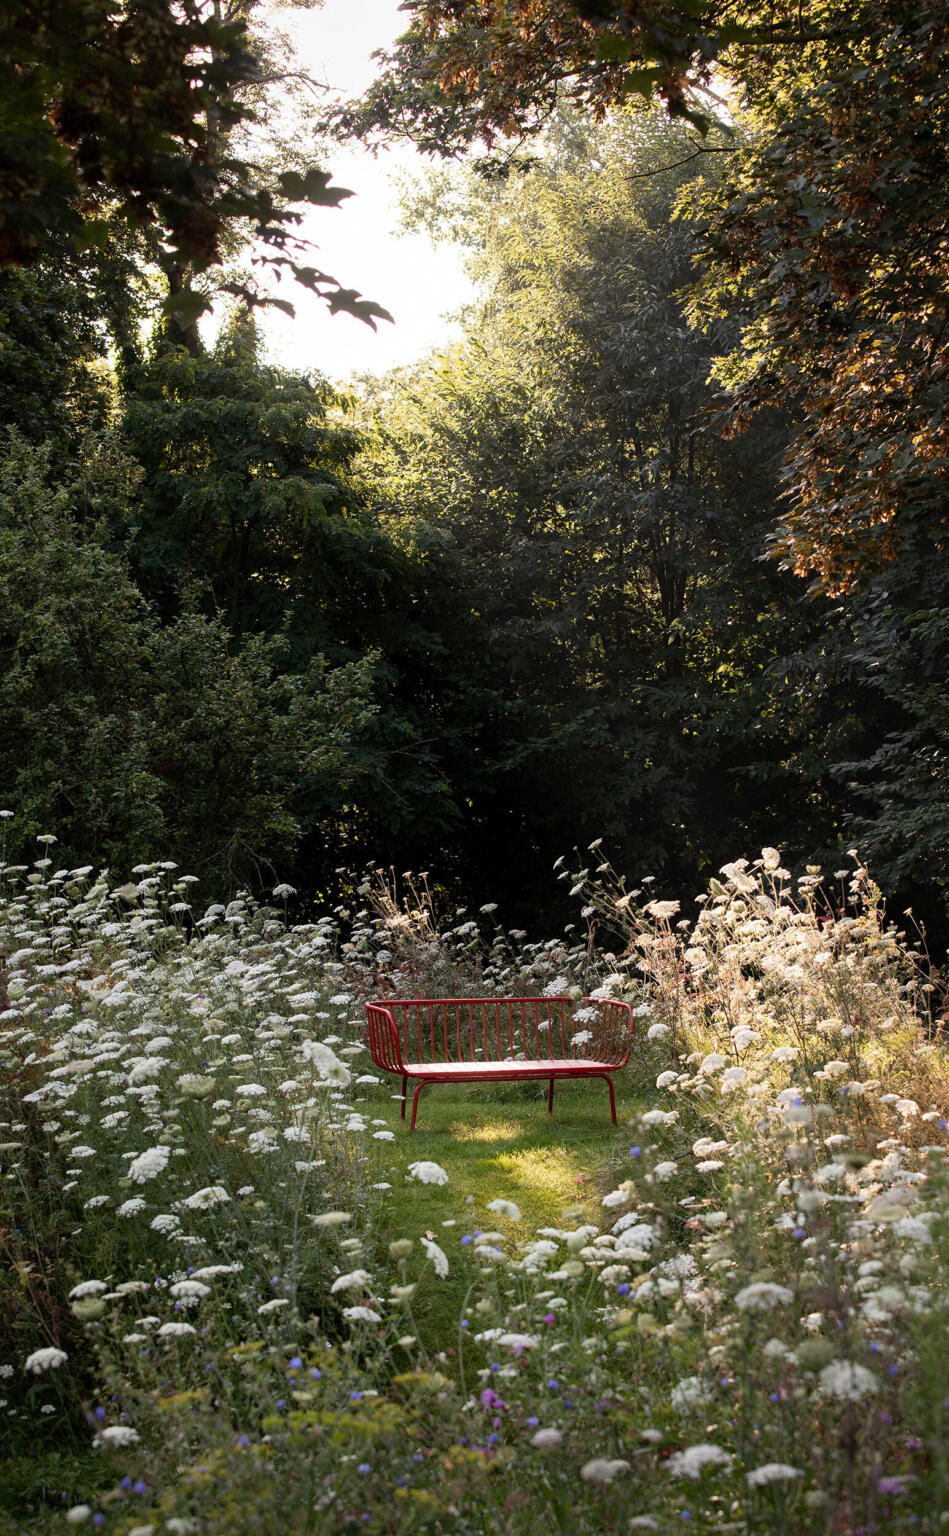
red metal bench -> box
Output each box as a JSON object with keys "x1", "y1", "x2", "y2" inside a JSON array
[{"x1": 365, "y1": 995, "x2": 634, "y2": 1130}]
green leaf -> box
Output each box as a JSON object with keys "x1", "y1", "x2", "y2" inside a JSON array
[
  {"x1": 278, "y1": 167, "x2": 355, "y2": 208},
  {"x1": 163, "y1": 289, "x2": 211, "y2": 327},
  {"x1": 325, "y1": 289, "x2": 394, "y2": 329},
  {"x1": 595, "y1": 33, "x2": 634, "y2": 62},
  {"x1": 73, "y1": 218, "x2": 111, "y2": 253},
  {"x1": 620, "y1": 67, "x2": 661, "y2": 99}
]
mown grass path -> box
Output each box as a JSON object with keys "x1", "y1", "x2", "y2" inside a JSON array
[{"x1": 357, "y1": 1075, "x2": 645, "y2": 1350}]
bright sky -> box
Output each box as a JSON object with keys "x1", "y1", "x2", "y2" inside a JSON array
[{"x1": 258, "y1": 0, "x2": 476, "y2": 383}]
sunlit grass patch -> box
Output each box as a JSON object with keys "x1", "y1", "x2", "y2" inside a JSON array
[
  {"x1": 493, "y1": 1146, "x2": 580, "y2": 1209},
  {"x1": 453, "y1": 1117, "x2": 524, "y2": 1142}
]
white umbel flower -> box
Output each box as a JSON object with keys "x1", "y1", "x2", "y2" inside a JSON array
[
  {"x1": 301, "y1": 1039, "x2": 351, "y2": 1086},
  {"x1": 330, "y1": 1269, "x2": 372, "y2": 1294},
  {"x1": 421, "y1": 1236, "x2": 449, "y2": 1277},
  {"x1": 734, "y1": 1282, "x2": 794, "y2": 1311},
  {"x1": 126, "y1": 1145, "x2": 170, "y2": 1183},
  {"x1": 24, "y1": 1347, "x2": 68, "y2": 1373},
  {"x1": 408, "y1": 1161, "x2": 449, "y2": 1186},
  {"x1": 183, "y1": 1185, "x2": 230, "y2": 1210},
  {"x1": 818, "y1": 1361, "x2": 879, "y2": 1400},
  {"x1": 580, "y1": 1458, "x2": 630, "y2": 1483},
  {"x1": 486, "y1": 1198, "x2": 522, "y2": 1221},
  {"x1": 69, "y1": 1281, "x2": 108, "y2": 1300},
  {"x1": 746, "y1": 1463, "x2": 803, "y2": 1487},
  {"x1": 94, "y1": 1425, "x2": 140, "y2": 1448},
  {"x1": 666, "y1": 1444, "x2": 733, "y2": 1479},
  {"x1": 531, "y1": 1428, "x2": 563, "y2": 1449}
]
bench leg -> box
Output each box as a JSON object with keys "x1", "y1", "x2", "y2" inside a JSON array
[
  {"x1": 547, "y1": 1077, "x2": 555, "y2": 1113},
  {"x1": 400, "y1": 1075, "x2": 407, "y2": 1120},
  {"x1": 605, "y1": 1074, "x2": 617, "y2": 1124},
  {"x1": 409, "y1": 1081, "x2": 427, "y2": 1132}
]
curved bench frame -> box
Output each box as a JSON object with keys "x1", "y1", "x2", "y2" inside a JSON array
[{"x1": 365, "y1": 996, "x2": 634, "y2": 1130}]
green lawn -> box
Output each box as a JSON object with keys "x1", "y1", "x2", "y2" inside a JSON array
[{"x1": 357, "y1": 1074, "x2": 645, "y2": 1353}]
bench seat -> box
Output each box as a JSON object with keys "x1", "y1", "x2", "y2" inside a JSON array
[{"x1": 401, "y1": 1057, "x2": 597, "y2": 1076}]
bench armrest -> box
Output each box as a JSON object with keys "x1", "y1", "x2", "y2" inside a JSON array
[{"x1": 365, "y1": 1003, "x2": 405, "y2": 1075}]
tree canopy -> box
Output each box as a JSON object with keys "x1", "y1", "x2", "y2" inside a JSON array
[
  {"x1": 0, "y1": 0, "x2": 946, "y2": 934},
  {"x1": 0, "y1": 0, "x2": 391, "y2": 331}
]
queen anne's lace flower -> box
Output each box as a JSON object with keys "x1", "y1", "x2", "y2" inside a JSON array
[
  {"x1": 301, "y1": 1039, "x2": 351, "y2": 1086},
  {"x1": 330, "y1": 1269, "x2": 372, "y2": 1294},
  {"x1": 486, "y1": 1199, "x2": 521, "y2": 1221},
  {"x1": 126, "y1": 1145, "x2": 170, "y2": 1183},
  {"x1": 408, "y1": 1161, "x2": 449, "y2": 1186},
  {"x1": 169, "y1": 1281, "x2": 210, "y2": 1301},
  {"x1": 498, "y1": 1332, "x2": 540, "y2": 1351},
  {"x1": 421, "y1": 1236, "x2": 450, "y2": 1278},
  {"x1": 666, "y1": 1444, "x2": 733, "y2": 1479},
  {"x1": 94, "y1": 1425, "x2": 140, "y2": 1448},
  {"x1": 818, "y1": 1361, "x2": 879, "y2": 1399},
  {"x1": 735, "y1": 1282, "x2": 794, "y2": 1311},
  {"x1": 183, "y1": 1185, "x2": 230, "y2": 1210},
  {"x1": 746, "y1": 1463, "x2": 803, "y2": 1488},
  {"x1": 531, "y1": 1428, "x2": 562, "y2": 1449},
  {"x1": 69, "y1": 1281, "x2": 108, "y2": 1300},
  {"x1": 580, "y1": 1458, "x2": 630, "y2": 1483},
  {"x1": 24, "y1": 1347, "x2": 68, "y2": 1373}
]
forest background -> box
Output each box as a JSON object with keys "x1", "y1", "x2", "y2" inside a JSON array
[{"x1": 2, "y1": 0, "x2": 947, "y2": 941}]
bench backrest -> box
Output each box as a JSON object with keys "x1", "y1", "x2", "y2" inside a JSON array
[{"x1": 365, "y1": 996, "x2": 633, "y2": 1073}]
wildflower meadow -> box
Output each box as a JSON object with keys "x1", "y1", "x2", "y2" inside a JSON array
[{"x1": 3, "y1": 830, "x2": 949, "y2": 1534}]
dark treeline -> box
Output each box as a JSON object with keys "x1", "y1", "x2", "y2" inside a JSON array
[{"x1": 1, "y1": 0, "x2": 947, "y2": 939}]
